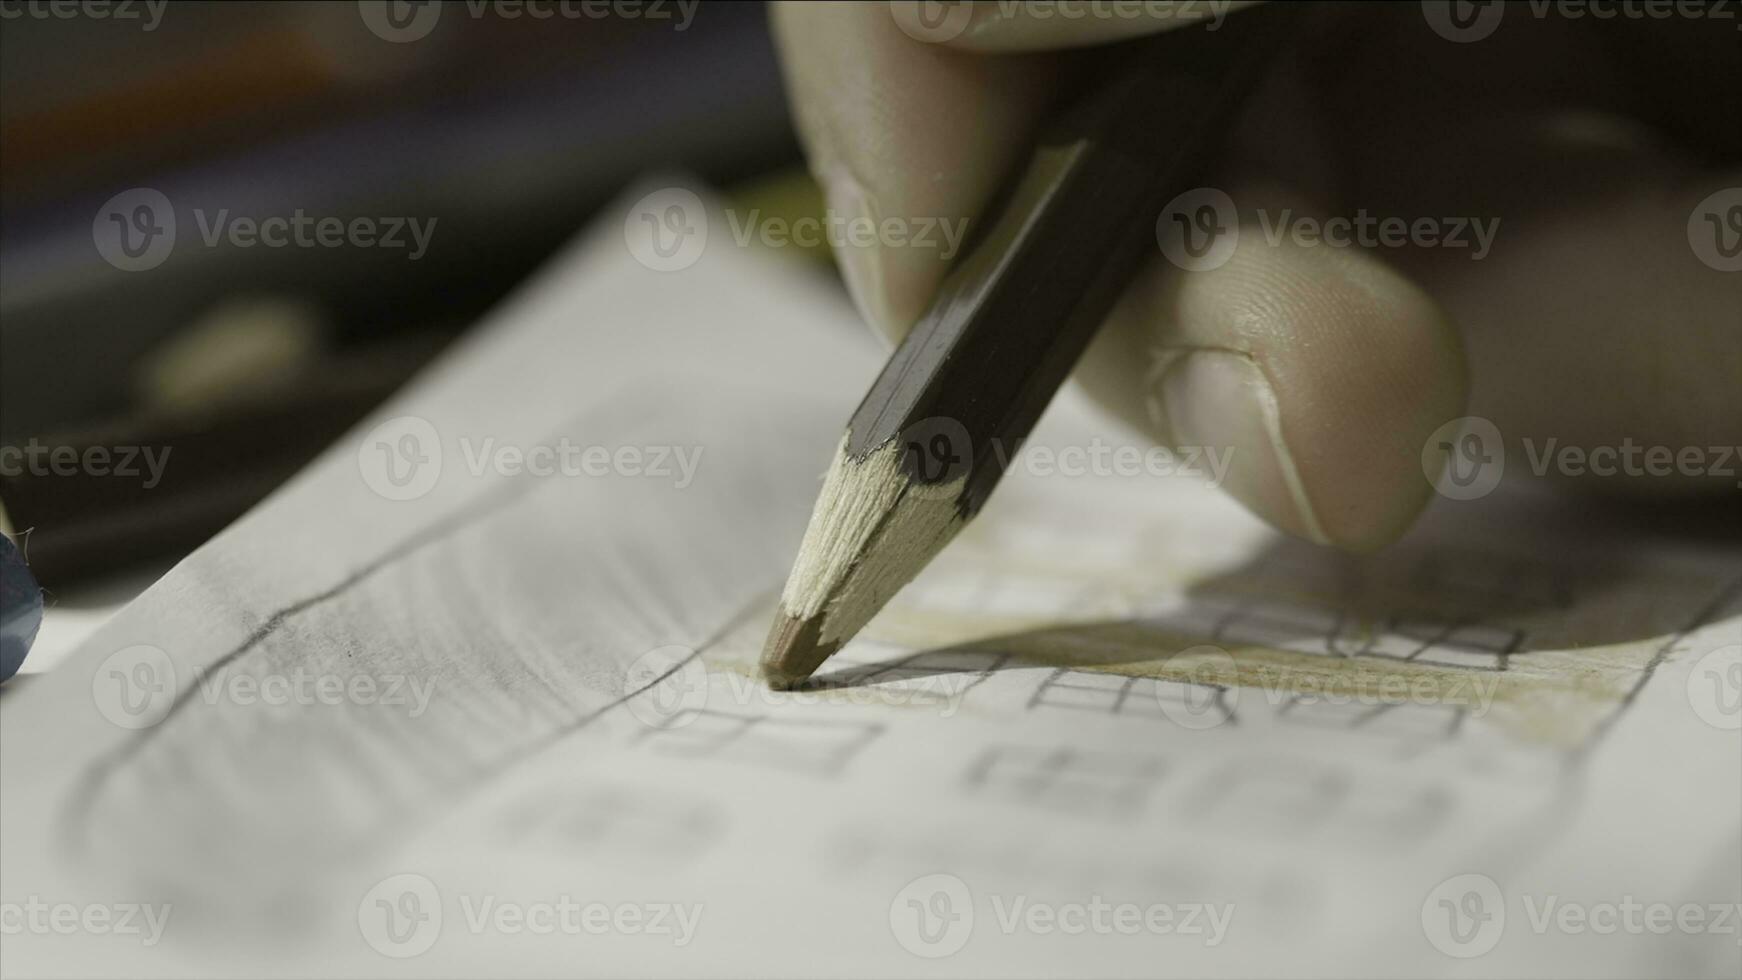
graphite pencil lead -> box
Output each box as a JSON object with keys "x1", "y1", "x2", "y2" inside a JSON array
[{"x1": 760, "y1": 435, "x2": 965, "y2": 687}]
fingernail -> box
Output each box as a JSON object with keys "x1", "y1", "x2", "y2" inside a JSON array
[
  {"x1": 1150, "y1": 350, "x2": 1332, "y2": 546},
  {"x1": 822, "y1": 174, "x2": 899, "y2": 342}
]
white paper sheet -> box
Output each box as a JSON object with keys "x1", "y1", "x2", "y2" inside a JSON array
[{"x1": 3, "y1": 187, "x2": 1738, "y2": 979}]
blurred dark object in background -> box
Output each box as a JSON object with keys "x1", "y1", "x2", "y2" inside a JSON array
[
  {"x1": 1, "y1": 0, "x2": 800, "y2": 586},
  {"x1": 0, "y1": 533, "x2": 43, "y2": 681}
]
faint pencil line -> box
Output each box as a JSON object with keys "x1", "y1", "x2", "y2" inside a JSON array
[{"x1": 1582, "y1": 570, "x2": 1742, "y2": 759}]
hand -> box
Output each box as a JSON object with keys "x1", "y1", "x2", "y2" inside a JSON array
[{"x1": 771, "y1": 1, "x2": 1741, "y2": 549}]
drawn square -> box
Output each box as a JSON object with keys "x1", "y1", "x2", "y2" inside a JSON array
[
  {"x1": 1030, "y1": 669, "x2": 1235, "y2": 727},
  {"x1": 1148, "y1": 678, "x2": 1237, "y2": 726},
  {"x1": 1363, "y1": 616, "x2": 1522, "y2": 672}
]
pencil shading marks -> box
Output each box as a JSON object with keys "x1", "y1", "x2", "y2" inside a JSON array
[
  {"x1": 1148, "y1": 590, "x2": 1522, "y2": 674},
  {"x1": 64, "y1": 387, "x2": 718, "y2": 834},
  {"x1": 57, "y1": 381, "x2": 831, "y2": 922},
  {"x1": 1143, "y1": 592, "x2": 1369, "y2": 662},
  {"x1": 634, "y1": 708, "x2": 884, "y2": 776},
  {"x1": 1027, "y1": 667, "x2": 1236, "y2": 727},
  {"x1": 964, "y1": 745, "x2": 1165, "y2": 817}
]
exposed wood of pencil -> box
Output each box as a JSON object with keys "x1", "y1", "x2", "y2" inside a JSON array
[{"x1": 761, "y1": 8, "x2": 1297, "y2": 689}]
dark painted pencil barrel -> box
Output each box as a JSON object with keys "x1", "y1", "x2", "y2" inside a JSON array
[{"x1": 842, "y1": 5, "x2": 1300, "y2": 519}]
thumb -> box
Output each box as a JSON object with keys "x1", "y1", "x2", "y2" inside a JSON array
[{"x1": 1076, "y1": 183, "x2": 1468, "y2": 551}]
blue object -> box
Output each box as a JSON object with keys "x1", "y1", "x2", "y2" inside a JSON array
[{"x1": 0, "y1": 535, "x2": 41, "y2": 683}]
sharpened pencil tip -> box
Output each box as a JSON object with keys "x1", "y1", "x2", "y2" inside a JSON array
[{"x1": 759, "y1": 608, "x2": 839, "y2": 690}]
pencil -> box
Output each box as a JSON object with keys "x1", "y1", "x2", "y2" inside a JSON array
[{"x1": 761, "y1": 5, "x2": 1298, "y2": 688}]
